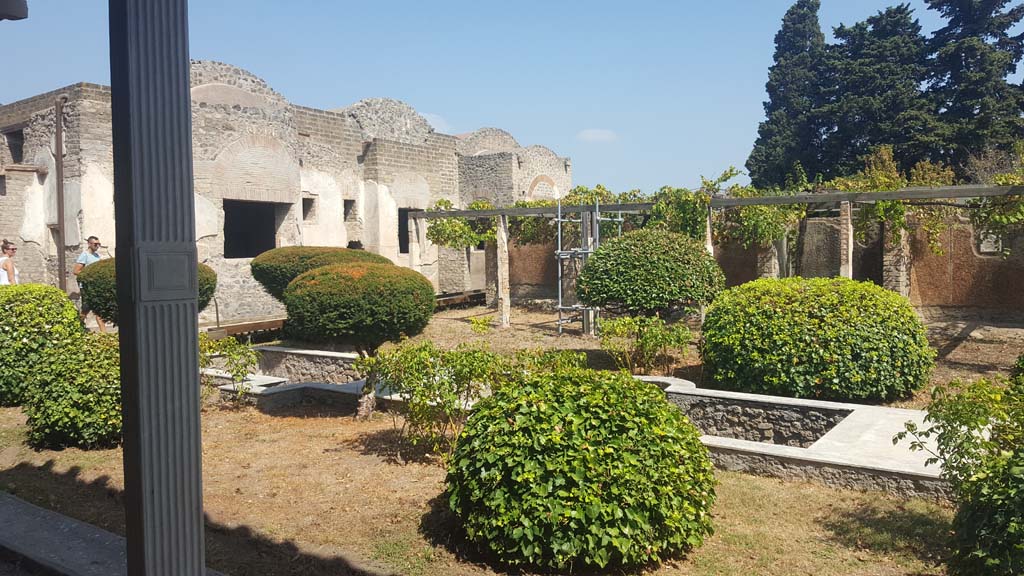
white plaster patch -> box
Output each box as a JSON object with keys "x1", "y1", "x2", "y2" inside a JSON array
[
  {"x1": 81, "y1": 166, "x2": 115, "y2": 249},
  {"x1": 299, "y1": 168, "x2": 347, "y2": 247},
  {"x1": 194, "y1": 192, "x2": 219, "y2": 241},
  {"x1": 19, "y1": 176, "x2": 47, "y2": 246}
]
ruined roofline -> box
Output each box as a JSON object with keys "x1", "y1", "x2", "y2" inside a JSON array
[{"x1": 0, "y1": 83, "x2": 109, "y2": 112}]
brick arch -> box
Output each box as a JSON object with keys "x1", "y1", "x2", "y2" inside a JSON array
[
  {"x1": 209, "y1": 134, "x2": 300, "y2": 204},
  {"x1": 527, "y1": 175, "x2": 557, "y2": 199}
]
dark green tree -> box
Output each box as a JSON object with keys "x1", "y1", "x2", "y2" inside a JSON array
[
  {"x1": 926, "y1": 0, "x2": 1024, "y2": 171},
  {"x1": 819, "y1": 4, "x2": 944, "y2": 178},
  {"x1": 747, "y1": 0, "x2": 827, "y2": 188}
]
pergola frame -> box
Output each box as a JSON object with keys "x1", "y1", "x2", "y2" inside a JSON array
[{"x1": 412, "y1": 185, "x2": 1023, "y2": 328}]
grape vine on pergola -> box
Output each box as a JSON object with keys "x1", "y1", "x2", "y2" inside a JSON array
[{"x1": 411, "y1": 184, "x2": 1023, "y2": 327}]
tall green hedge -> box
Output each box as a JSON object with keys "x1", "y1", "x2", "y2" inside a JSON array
[
  {"x1": 446, "y1": 368, "x2": 716, "y2": 570},
  {"x1": 282, "y1": 263, "x2": 434, "y2": 353},
  {"x1": 24, "y1": 332, "x2": 122, "y2": 449},
  {"x1": 0, "y1": 284, "x2": 83, "y2": 405},
  {"x1": 702, "y1": 277, "x2": 934, "y2": 402},
  {"x1": 250, "y1": 246, "x2": 392, "y2": 300},
  {"x1": 78, "y1": 258, "x2": 217, "y2": 325},
  {"x1": 577, "y1": 228, "x2": 725, "y2": 316}
]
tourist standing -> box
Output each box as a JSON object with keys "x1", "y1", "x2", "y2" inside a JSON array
[
  {"x1": 73, "y1": 235, "x2": 107, "y2": 332},
  {"x1": 0, "y1": 239, "x2": 19, "y2": 285}
]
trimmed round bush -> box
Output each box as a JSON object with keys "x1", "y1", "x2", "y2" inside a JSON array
[
  {"x1": 577, "y1": 228, "x2": 725, "y2": 315},
  {"x1": 702, "y1": 277, "x2": 934, "y2": 402},
  {"x1": 24, "y1": 332, "x2": 122, "y2": 448},
  {"x1": 251, "y1": 246, "x2": 392, "y2": 300},
  {"x1": 0, "y1": 284, "x2": 83, "y2": 405},
  {"x1": 78, "y1": 258, "x2": 217, "y2": 325},
  {"x1": 282, "y1": 263, "x2": 434, "y2": 353},
  {"x1": 446, "y1": 368, "x2": 716, "y2": 570}
]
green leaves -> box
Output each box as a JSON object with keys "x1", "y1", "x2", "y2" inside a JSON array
[
  {"x1": 250, "y1": 246, "x2": 392, "y2": 301},
  {"x1": 445, "y1": 368, "x2": 716, "y2": 570},
  {"x1": 599, "y1": 316, "x2": 691, "y2": 375},
  {"x1": 24, "y1": 332, "x2": 122, "y2": 449},
  {"x1": 900, "y1": 375, "x2": 1024, "y2": 576},
  {"x1": 78, "y1": 258, "x2": 217, "y2": 324},
  {"x1": 577, "y1": 228, "x2": 725, "y2": 316},
  {"x1": 282, "y1": 263, "x2": 435, "y2": 353},
  {"x1": 0, "y1": 285, "x2": 84, "y2": 406},
  {"x1": 702, "y1": 277, "x2": 934, "y2": 402},
  {"x1": 425, "y1": 199, "x2": 496, "y2": 249}
]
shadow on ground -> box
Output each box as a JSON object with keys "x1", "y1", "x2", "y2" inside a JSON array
[
  {"x1": 346, "y1": 427, "x2": 442, "y2": 466},
  {"x1": 0, "y1": 461, "x2": 389, "y2": 576},
  {"x1": 418, "y1": 495, "x2": 681, "y2": 576},
  {"x1": 819, "y1": 501, "x2": 951, "y2": 567}
]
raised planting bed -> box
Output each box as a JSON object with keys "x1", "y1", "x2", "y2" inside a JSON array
[
  {"x1": 645, "y1": 377, "x2": 947, "y2": 499},
  {"x1": 255, "y1": 346, "x2": 361, "y2": 384}
]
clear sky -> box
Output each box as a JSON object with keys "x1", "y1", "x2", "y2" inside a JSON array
[{"x1": 1, "y1": 1, "x2": 961, "y2": 192}]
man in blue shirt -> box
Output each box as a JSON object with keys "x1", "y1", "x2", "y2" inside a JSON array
[{"x1": 73, "y1": 235, "x2": 107, "y2": 333}]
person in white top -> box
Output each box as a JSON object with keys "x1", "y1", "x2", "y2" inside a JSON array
[{"x1": 0, "y1": 239, "x2": 19, "y2": 286}]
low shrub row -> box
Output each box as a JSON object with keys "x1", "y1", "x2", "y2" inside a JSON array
[
  {"x1": 77, "y1": 258, "x2": 217, "y2": 325},
  {"x1": 1, "y1": 283, "x2": 261, "y2": 449}
]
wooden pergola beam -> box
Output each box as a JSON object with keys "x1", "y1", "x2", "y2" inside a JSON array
[{"x1": 408, "y1": 185, "x2": 1024, "y2": 220}]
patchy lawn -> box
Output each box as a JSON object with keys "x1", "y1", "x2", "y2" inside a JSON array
[{"x1": 1, "y1": 404, "x2": 953, "y2": 576}]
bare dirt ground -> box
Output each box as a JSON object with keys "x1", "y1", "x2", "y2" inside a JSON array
[{"x1": 0, "y1": 403, "x2": 952, "y2": 576}]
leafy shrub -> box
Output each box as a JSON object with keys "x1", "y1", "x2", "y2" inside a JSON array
[
  {"x1": 250, "y1": 246, "x2": 392, "y2": 300},
  {"x1": 1012, "y1": 352, "x2": 1024, "y2": 380},
  {"x1": 599, "y1": 316, "x2": 691, "y2": 375},
  {"x1": 0, "y1": 284, "x2": 83, "y2": 405},
  {"x1": 577, "y1": 228, "x2": 725, "y2": 316},
  {"x1": 78, "y1": 258, "x2": 217, "y2": 325},
  {"x1": 702, "y1": 277, "x2": 934, "y2": 402},
  {"x1": 446, "y1": 368, "x2": 716, "y2": 570},
  {"x1": 468, "y1": 315, "x2": 492, "y2": 334},
  {"x1": 198, "y1": 333, "x2": 261, "y2": 402},
  {"x1": 24, "y1": 332, "x2": 122, "y2": 449},
  {"x1": 897, "y1": 378, "x2": 1023, "y2": 575},
  {"x1": 283, "y1": 263, "x2": 435, "y2": 354},
  {"x1": 358, "y1": 342, "x2": 501, "y2": 457}
]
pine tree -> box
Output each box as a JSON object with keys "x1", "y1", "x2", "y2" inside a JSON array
[
  {"x1": 818, "y1": 4, "x2": 944, "y2": 178},
  {"x1": 926, "y1": 0, "x2": 1024, "y2": 170},
  {"x1": 746, "y1": 0, "x2": 827, "y2": 188}
]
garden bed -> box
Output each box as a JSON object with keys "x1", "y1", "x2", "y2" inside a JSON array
[{"x1": 0, "y1": 404, "x2": 953, "y2": 576}]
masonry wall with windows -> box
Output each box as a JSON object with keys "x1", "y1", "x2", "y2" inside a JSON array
[{"x1": 0, "y1": 61, "x2": 573, "y2": 322}]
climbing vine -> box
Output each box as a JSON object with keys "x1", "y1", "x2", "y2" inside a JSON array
[{"x1": 425, "y1": 199, "x2": 496, "y2": 249}]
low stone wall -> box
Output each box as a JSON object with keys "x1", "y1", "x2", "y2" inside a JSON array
[
  {"x1": 708, "y1": 446, "x2": 949, "y2": 500},
  {"x1": 255, "y1": 346, "x2": 360, "y2": 384},
  {"x1": 667, "y1": 393, "x2": 850, "y2": 447}
]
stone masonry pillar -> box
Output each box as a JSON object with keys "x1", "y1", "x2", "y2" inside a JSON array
[
  {"x1": 839, "y1": 201, "x2": 854, "y2": 279},
  {"x1": 882, "y1": 223, "x2": 911, "y2": 297}
]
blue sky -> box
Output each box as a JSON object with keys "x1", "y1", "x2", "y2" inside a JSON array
[{"x1": 0, "y1": 1, "x2": 962, "y2": 192}]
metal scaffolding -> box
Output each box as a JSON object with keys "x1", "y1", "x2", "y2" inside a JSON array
[{"x1": 555, "y1": 199, "x2": 623, "y2": 334}]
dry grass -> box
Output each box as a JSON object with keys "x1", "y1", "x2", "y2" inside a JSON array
[{"x1": 1, "y1": 404, "x2": 953, "y2": 576}]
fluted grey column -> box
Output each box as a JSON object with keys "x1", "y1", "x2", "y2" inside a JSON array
[{"x1": 109, "y1": 1, "x2": 205, "y2": 574}]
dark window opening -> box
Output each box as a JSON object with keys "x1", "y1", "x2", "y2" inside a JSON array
[
  {"x1": 224, "y1": 199, "x2": 278, "y2": 258},
  {"x1": 343, "y1": 199, "x2": 356, "y2": 222},
  {"x1": 302, "y1": 197, "x2": 316, "y2": 222},
  {"x1": 398, "y1": 208, "x2": 411, "y2": 254},
  {"x1": 3, "y1": 129, "x2": 24, "y2": 164},
  {"x1": 475, "y1": 240, "x2": 486, "y2": 251}
]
